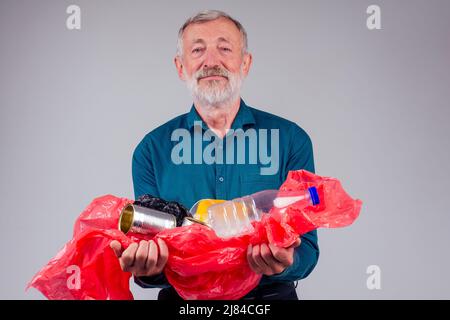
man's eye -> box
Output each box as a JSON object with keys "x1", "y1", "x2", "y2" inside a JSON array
[
  {"x1": 220, "y1": 47, "x2": 232, "y2": 52},
  {"x1": 192, "y1": 48, "x2": 204, "y2": 53}
]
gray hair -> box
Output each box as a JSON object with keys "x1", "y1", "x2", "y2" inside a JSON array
[{"x1": 176, "y1": 10, "x2": 248, "y2": 57}]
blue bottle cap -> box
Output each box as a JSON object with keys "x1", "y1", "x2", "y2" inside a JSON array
[{"x1": 308, "y1": 186, "x2": 320, "y2": 205}]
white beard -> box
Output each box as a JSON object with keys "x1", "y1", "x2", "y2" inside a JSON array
[{"x1": 184, "y1": 66, "x2": 244, "y2": 110}]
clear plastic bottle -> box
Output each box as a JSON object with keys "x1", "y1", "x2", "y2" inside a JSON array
[{"x1": 207, "y1": 187, "x2": 320, "y2": 238}]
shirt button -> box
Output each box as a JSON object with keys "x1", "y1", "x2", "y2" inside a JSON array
[{"x1": 218, "y1": 177, "x2": 224, "y2": 182}]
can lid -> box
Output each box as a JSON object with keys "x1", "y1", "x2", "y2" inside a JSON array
[
  {"x1": 308, "y1": 186, "x2": 320, "y2": 205},
  {"x1": 118, "y1": 203, "x2": 134, "y2": 234}
]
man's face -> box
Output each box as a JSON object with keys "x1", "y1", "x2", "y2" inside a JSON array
[{"x1": 175, "y1": 17, "x2": 252, "y2": 107}]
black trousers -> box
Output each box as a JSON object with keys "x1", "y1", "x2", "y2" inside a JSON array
[{"x1": 157, "y1": 282, "x2": 298, "y2": 300}]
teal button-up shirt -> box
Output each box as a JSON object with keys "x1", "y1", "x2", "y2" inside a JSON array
[{"x1": 132, "y1": 99, "x2": 319, "y2": 289}]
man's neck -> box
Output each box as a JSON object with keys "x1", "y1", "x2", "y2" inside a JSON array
[{"x1": 194, "y1": 97, "x2": 241, "y2": 138}]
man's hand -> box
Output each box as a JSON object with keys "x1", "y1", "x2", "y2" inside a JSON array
[
  {"x1": 110, "y1": 238, "x2": 169, "y2": 277},
  {"x1": 247, "y1": 238, "x2": 301, "y2": 276}
]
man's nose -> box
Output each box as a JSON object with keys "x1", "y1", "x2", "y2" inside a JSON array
[{"x1": 202, "y1": 48, "x2": 221, "y2": 69}]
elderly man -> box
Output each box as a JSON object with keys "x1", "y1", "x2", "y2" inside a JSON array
[{"x1": 110, "y1": 10, "x2": 319, "y2": 300}]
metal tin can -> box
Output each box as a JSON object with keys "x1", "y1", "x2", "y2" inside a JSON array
[{"x1": 119, "y1": 203, "x2": 177, "y2": 235}]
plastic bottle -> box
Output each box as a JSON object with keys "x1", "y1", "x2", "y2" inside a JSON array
[{"x1": 207, "y1": 187, "x2": 320, "y2": 238}]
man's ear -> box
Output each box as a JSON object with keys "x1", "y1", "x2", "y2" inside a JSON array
[
  {"x1": 242, "y1": 52, "x2": 253, "y2": 77},
  {"x1": 174, "y1": 56, "x2": 185, "y2": 81}
]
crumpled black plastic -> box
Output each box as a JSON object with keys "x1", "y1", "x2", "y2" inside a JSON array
[{"x1": 133, "y1": 194, "x2": 191, "y2": 227}]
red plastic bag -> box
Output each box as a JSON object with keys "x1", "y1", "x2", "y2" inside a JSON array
[
  {"x1": 256, "y1": 169, "x2": 363, "y2": 248},
  {"x1": 158, "y1": 225, "x2": 261, "y2": 300},
  {"x1": 27, "y1": 196, "x2": 135, "y2": 300},
  {"x1": 28, "y1": 170, "x2": 362, "y2": 300}
]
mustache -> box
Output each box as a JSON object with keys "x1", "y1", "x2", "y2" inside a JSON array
[{"x1": 196, "y1": 66, "x2": 229, "y2": 80}]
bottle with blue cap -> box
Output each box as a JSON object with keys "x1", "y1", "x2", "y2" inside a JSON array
[{"x1": 207, "y1": 187, "x2": 320, "y2": 238}]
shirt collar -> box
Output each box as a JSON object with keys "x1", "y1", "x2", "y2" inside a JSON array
[{"x1": 186, "y1": 98, "x2": 256, "y2": 130}]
